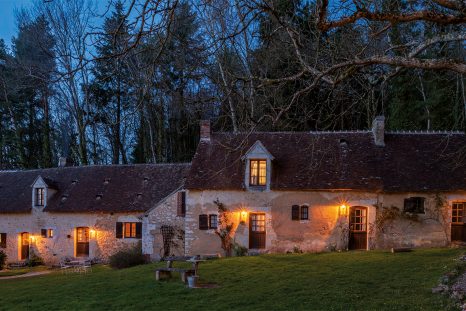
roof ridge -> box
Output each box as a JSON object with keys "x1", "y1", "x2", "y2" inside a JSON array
[
  {"x1": 386, "y1": 130, "x2": 464, "y2": 135},
  {"x1": 213, "y1": 131, "x2": 372, "y2": 135},
  {"x1": 0, "y1": 162, "x2": 192, "y2": 173}
]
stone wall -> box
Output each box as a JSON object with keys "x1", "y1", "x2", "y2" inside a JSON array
[
  {"x1": 0, "y1": 210, "x2": 142, "y2": 265},
  {"x1": 143, "y1": 191, "x2": 185, "y2": 260},
  {"x1": 375, "y1": 193, "x2": 452, "y2": 248},
  {"x1": 185, "y1": 190, "x2": 460, "y2": 255}
]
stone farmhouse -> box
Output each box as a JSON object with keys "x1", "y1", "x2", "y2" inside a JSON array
[
  {"x1": 0, "y1": 163, "x2": 189, "y2": 264},
  {"x1": 2, "y1": 117, "x2": 466, "y2": 264}
]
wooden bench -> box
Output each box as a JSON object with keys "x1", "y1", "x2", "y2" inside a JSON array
[{"x1": 155, "y1": 256, "x2": 195, "y2": 283}]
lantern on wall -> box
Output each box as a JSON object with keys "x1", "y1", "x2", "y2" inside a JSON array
[
  {"x1": 340, "y1": 204, "x2": 348, "y2": 216},
  {"x1": 240, "y1": 211, "x2": 248, "y2": 224},
  {"x1": 89, "y1": 229, "x2": 96, "y2": 239}
]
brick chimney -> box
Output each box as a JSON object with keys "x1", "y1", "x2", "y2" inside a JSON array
[
  {"x1": 372, "y1": 116, "x2": 385, "y2": 147},
  {"x1": 200, "y1": 120, "x2": 211, "y2": 141},
  {"x1": 58, "y1": 157, "x2": 74, "y2": 167}
]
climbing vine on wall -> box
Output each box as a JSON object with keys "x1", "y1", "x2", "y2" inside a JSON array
[
  {"x1": 213, "y1": 199, "x2": 234, "y2": 257},
  {"x1": 160, "y1": 225, "x2": 184, "y2": 258},
  {"x1": 375, "y1": 205, "x2": 420, "y2": 233}
]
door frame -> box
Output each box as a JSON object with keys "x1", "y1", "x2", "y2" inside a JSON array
[
  {"x1": 451, "y1": 202, "x2": 466, "y2": 242},
  {"x1": 19, "y1": 232, "x2": 30, "y2": 260},
  {"x1": 348, "y1": 206, "x2": 368, "y2": 250},
  {"x1": 75, "y1": 227, "x2": 90, "y2": 257},
  {"x1": 249, "y1": 212, "x2": 266, "y2": 249}
]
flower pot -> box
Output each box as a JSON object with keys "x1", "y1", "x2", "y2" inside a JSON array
[{"x1": 187, "y1": 275, "x2": 199, "y2": 288}]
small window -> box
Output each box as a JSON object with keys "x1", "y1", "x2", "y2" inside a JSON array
[
  {"x1": 199, "y1": 214, "x2": 208, "y2": 230},
  {"x1": 35, "y1": 188, "x2": 45, "y2": 206},
  {"x1": 177, "y1": 191, "x2": 186, "y2": 217},
  {"x1": 300, "y1": 205, "x2": 309, "y2": 220},
  {"x1": 250, "y1": 160, "x2": 267, "y2": 186},
  {"x1": 452, "y1": 202, "x2": 465, "y2": 224},
  {"x1": 404, "y1": 197, "x2": 425, "y2": 214},
  {"x1": 292, "y1": 205, "x2": 309, "y2": 220},
  {"x1": 209, "y1": 214, "x2": 218, "y2": 229},
  {"x1": 0, "y1": 233, "x2": 6, "y2": 248},
  {"x1": 116, "y1": 222, "x2": 142, "y2": 239},
  {"x1": 41, "y1": 229, "x2": 54, "y2": 238}
]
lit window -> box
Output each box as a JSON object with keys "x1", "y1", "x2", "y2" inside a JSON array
[
  {"x1": 41, "y1": 228, "x2": 54, "y2": 238},
  {"x1": 250, "y1": 160, "x2": 267, "y2": 186},
  {"x1": 124, "y1": 222, "x2": 137, "y2": 238},
  {"x1": 116, "y1": 222, "x2": 142, "y2": 239},
  {"x1": 36, "y1": 188, "x2": 45, "y2": 206}
]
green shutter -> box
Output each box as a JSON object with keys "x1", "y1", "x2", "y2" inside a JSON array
[
  {"x1": 0, "y1": 233, "x2": 6, "y2": 248},
  {"x1": 199, "y1": 214, "x2": 208, "y2": 230},
  {"x1": 116, "y1": 222, "x2": 123, "y2": 238},
  {"x1": 292, "y1": 205, "x2": 300, "y2": 220},
  {"x1": 135, "y1": 223, "x2": 142, "y2": 239}
]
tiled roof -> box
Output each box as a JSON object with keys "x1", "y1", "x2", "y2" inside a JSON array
[
  {"x1": 0, "y1": 163, "x2": 190, "y2": 213},
  {"x1": 185, "y1": 131, "x2": 466, "y2": 192}
]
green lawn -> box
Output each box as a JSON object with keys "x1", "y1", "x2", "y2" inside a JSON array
[{"x1": 0, "y1": 248, "x2": 463, "y2": 311}]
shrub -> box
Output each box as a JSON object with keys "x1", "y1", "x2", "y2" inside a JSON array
[
  {"x1": 232, "y1": 242, "x2": 248, "y2": 257},
  {"x1": 26, "y1": 250, "x2": 44, "y2": 267},
  {"x1": 0, "y1": 250, "x2": 7, "y2": 270},
  {"x1": 109, "y1": 243, "x2": 146, "y2": 269}
]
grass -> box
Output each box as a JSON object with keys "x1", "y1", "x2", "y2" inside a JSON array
[{"x1": 0, "y1": 248, "x2": 463, "y2": 311}]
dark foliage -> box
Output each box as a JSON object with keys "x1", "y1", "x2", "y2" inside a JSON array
[{"x1": 109, "y1": 243, "x2": 146, "y2": 269}]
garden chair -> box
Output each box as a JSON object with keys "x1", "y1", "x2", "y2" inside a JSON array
[{"x1": 59, "y1": 261, "x2": 71, "y2": 274}]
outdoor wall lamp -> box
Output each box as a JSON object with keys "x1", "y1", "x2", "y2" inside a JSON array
[
  {"x1": 240, "y1": 211, "x2": 248, "y2": 224},
  {"x1": 89, "y1": 229, "x2": 96, "y2": 239},
  {"x1": 340, "y1": 204, "x2": 348, "y2": 216}
]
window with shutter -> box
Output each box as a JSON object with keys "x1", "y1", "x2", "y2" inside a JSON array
[
  {"x1": 116, "y1": 222, "x2": 123, "y2": 238},
  {"x1": 0, "y1": 233, "x2": 6, "y2": 248},
  {"x1": 41, "y1": 229, "x2": 47, "y2": 238},
  {"x1": 177, "y1": 191, "x2": 186, "y2": 217},
  {"x1": 291, "y1": 205, "x2": 300, "y2": 220},
  {"x1": 199, "y1": 214, "x2": 208, "y2": 230}
]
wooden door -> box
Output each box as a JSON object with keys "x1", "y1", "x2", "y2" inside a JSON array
[
  {"x1": 349, "y1": 207, "x2": 367, "y2": 250},
  {"x1": 451, "y1": 202, "x2": 466, "y2": 241},
  {"x1": 20, "y1": 232, "x2": 29, "y2": 260},
  {"x1": 249, "y1": 213, "x2": 266, "y2": 249},
  {"x1": 76, "y1": 227, "x2": 90, "y2": 257}
]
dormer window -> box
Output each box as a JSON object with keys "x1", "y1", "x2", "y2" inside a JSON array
[
  {"x1": 35, "y1": 188, "x2": 45, "y2": 206},
  {"x1": 243, "y1": 140, "x2": 274, "y2": 191},
  {"x1": 250, "y1": 160, "x2": 267, "y2": 186}
]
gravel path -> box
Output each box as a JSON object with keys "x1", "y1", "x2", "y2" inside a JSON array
[{"x1": 0, "y1": 270, "x2": 51, "y2": 280}]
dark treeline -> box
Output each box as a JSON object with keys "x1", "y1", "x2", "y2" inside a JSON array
[{"x1": 0, "y1": 0, "x2": 464, "y2": 168}]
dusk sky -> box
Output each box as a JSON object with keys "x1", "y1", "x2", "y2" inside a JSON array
[{"x1": 0, "y1": 0, "x2": 33, "y2": 46}]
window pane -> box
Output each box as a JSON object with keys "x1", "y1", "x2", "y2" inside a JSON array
[
  {"x1": 125, "y1": 223, "x2": 131, "y2": 237},
  {"x1": 131, "y1": 223, "x2": 136, "y2": 237},
  {"x1": 259, "y1": 161, "x2": 267, "y2": 185}
]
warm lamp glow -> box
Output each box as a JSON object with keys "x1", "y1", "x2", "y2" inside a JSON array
[
  {"x1": 240, "y1": 211, "x2": 248, "y2": 223},
  {"x1": 30, "y1": 235, "x2": 36, "y2": 242},
  {"x1": 340, "y1": 204, "x2": 348, "y2": 216},
  {"x1": 89, "y1": 229, "x2": 96, "y2": 238}
]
